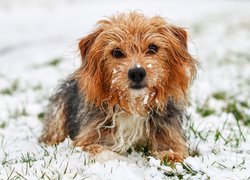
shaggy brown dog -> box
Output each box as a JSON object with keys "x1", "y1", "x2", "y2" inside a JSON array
[{"x1": 40, "y1": 12, "x2": 197, "y2": 162}]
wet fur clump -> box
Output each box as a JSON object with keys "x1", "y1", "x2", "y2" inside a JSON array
[{"x1": 40, "y1": 12, "x2": 197, "y2": 162}]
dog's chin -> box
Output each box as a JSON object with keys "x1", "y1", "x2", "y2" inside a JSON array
[
  {"x1": 129, "y1": 87, "x2": 148, "y2": 98},
  {"x1": 128, "y1": 87, "x2": 151, "y2": 116}
]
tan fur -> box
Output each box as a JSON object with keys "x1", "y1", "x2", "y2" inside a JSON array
[{"x1": 41, "y1": 101, "x2": 68, "y2": 144}]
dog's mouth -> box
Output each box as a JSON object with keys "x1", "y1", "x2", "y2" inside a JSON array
[
  {"x1": 129, "y1": 81, "x2": 147, "y2": 90},
  {"x1": 129, "y1": 86, "x2": 148, "y2": 98}
]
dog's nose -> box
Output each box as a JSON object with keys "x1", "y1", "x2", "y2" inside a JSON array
[{"x1": 128, "y1": 67, "x2": 146, "y2": 83}]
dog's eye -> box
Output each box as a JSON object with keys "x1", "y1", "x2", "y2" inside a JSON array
[
  {"x1": 146, "y1": 44, "x2": 158, "y2": 55},
  {"x1": 112, "y1": 48, "x2": 125, "y2": 59}
]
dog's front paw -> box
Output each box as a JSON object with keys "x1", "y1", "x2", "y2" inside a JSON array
[
  {"x1": 154, "y1": 150, "x2": 186, "y2": 163},
  {"x1": 91, "y1": 149, "x2": 126, "y2": 163},
  {"x1": 82, "y1": 144, "x2": 126, "y2": 162}
]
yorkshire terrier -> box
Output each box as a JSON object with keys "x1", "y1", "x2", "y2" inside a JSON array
[{"x1": 40, "y1": 12, "x2": 197, "y2": 162}]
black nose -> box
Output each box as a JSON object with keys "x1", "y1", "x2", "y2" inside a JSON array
[{"x1": 128, "y1": 67, "x2": 146, "y2": 83}]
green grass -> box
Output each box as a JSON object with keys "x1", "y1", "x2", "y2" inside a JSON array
[
  {"x1": 192, "y1": 90, "x2": 249, "y2": 151},
  {"x1": 37, "y1": 112, "x2": 45, "y2": 121},
  {"x1": 0, "y1": 122, "x2": 6, "y2": 129},
  {"x1": 20, "y1": 153, "x2": 36, "y2": 168},
  {"x1": 9, "y1": 107, "x2": 28, "y2": 119},
  {"x1": 30, "y1": 58, "x2": 63, "y2": 69},
  {"x1": 32, "y1": 84, "x2": 43, "y2": 91},
  {"x1": 212, "y1": 91, "x2": 250, "y2": 126},
  {"x1": 212, "y1": 91, "x2": 227, "y2": 100},
  {"x1": 1, "y1": 152, "x2": 8, "y2": 166},
  {"x1": 224, "y1": 102, "x2": 250, "y2": 126},
  {"x1": 161, "y1": 162, "x2": 202, "y2": 179},
  {"x1": 47, "y1": 58, "x2": 61, "y2": 66},
  {"x1": 134, "y1": 144, "x2": 151, "y2": 157},
  {"x1": 197, "y1": 106, "x2": 216, "y2": 117},
  {"x1": 0, "y1": 80, "x2": 19, "y2": 95},
  {"x1": 196, "y1": 104, "x2": 216, "y2": 117}
]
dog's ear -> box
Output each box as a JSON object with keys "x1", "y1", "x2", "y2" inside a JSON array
[
  {"x1": 79, "y1": 29, "x2": 102, "y2": 62},
  {"x1": 77, "y1": 28, "x2": 107, "y2": 106},
  {"x1": 150, "y1": 16, "x2": 188, "y2": 49},
  {"x1": 170, "y1": 26, "x2": 188, "y2": 49}
]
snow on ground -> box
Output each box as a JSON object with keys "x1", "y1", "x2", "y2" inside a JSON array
[{"x1": 0, "y1": 0, "x2": 250, "y2": 179}]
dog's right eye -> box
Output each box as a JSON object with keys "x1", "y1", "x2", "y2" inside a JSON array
[
  {"x1": 112, "y1": 48, "x2": 125, "y2": 59},
  {"x1": 146, "y1": 44, "x2": 158, "y2": 55}
]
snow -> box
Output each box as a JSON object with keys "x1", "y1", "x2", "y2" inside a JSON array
[
  {"x1": 112, "y1": 68, "x2": 118, "y2": 74},
  {"x1": 143, "y1": 95, "x2": 149, "y2": 105},
  {"x1": 1, "y1": 0, "x2": 250, "y2": 179},
  {"x1": 147, "y1": 64, "x2": 152, "y2": 68},
  {"x1": 136, "y1": 64, "x2": 141, "y2": 68}
]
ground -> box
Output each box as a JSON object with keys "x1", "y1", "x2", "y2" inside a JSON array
[{"x1": 0, "y1": 0, "x2": 250, "y2": 179}]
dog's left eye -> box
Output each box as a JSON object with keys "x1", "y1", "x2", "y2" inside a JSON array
[
  {"x1": 146, "y1": 44, "x2": 158, "y2": 55},
  {"x1": 112, "y1": 48, "x2": 125, "y2": 59}
]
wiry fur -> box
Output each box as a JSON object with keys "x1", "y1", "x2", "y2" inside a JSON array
[{"x1": 40, "y1": 12, "x2": 197, "y2": 162}]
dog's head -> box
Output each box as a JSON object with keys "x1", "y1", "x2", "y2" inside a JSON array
[{"x1": 76, "y1": 12, "x2": 197, "y2": 115}]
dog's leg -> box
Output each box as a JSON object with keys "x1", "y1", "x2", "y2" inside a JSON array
[
  {"x1": 153, "y1": 126, "x2": 188, "y2": 162},
  {"x1": 74, "y1": 130, "x2": 121, "y2": 162},
  {"x1": 73, "y1": 126, "x2": 124, "y2": 162},
  {"x1": 40, "y1": 96, "x2": 68, "y2": 145}
]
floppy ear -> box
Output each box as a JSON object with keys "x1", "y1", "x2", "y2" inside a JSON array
[
  {"x1": 170, "y1": 26, "x2": 188, "y2": 49},
  {"x1": 156, "y1": 23, "x2": 196, "y2": 104},
  {"x1": 77, "y1": 28, "x2": 108, "y2": 106},
  {"x1": 79, "y1": 29, "x2": 102, "y2": 62},
  {"x1": 149, "y1": 16, "x2": 188, "y2": 49}
]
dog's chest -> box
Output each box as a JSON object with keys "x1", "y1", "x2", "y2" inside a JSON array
[
  {"x1": 115, "y1": 112, "x2": 146, "y2": 131},
  {"x1": 112, "y1": 111, "x2": 150, "y2": 152}
]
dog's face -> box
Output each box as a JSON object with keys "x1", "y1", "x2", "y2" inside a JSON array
[{"x1": 76, "y1": 12, "x2": 196, "y2": 115}]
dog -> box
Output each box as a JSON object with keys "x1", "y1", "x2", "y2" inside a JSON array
[{"x1": 40, "y1": 12, "x2": 197, "y2": 162}]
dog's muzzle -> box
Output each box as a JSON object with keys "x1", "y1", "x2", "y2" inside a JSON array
[{"x1": 128, "y1": 67, "x2": 146, "y2": 89}]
